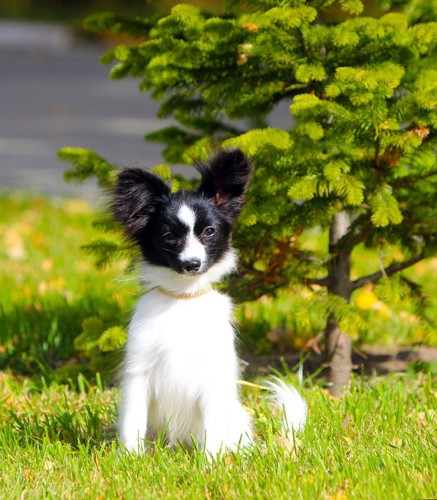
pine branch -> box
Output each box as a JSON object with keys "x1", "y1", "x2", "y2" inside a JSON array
[
  {"x1": 393, "y1": 169, "x2": 437, "y2": 189},
  {"x1": 330, "y1": 213, "x2": 371, "y2": 254},
  {"x1": 238, "y1": 265, "x2": 288, "y2": 284},
  {"x1": 304, "y1": 277, "x2": 331, "y2": 287},
  {"x1": 350, "y1": 253, "x2": 425, "y2": 291}
]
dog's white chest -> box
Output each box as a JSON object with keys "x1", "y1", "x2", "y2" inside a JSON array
[
  {"x1": 121, "y1": 289, "x2": 240, "y2": 444},
  {"x1": 125, "y1": 289, "x2": 237, "y2": 386}
]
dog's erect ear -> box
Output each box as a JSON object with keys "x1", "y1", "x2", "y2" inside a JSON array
[
  {"x1": 112, "y1": 167, "x2": 170, "y2": 238},
  {"x1": 197, "y1": 149, "x2": 253, "y2": 219}
]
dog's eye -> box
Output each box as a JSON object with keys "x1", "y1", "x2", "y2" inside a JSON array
[
  {"x1": 203, "y1": 227, "x2": 216, "y2": 238},
  {"x1": 162, "y1": 231, "x2": 176, "y2": 242}
]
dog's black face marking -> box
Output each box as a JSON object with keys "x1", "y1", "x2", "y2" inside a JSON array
[
  {"x1": 147, "y1": 193, "x2": 233, "y2": 274},
  {"x1": 112, "y1": 149, "x2": 253, "y2": 275}
]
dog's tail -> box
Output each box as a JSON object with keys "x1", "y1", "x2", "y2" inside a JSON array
[{"x1": 265, "y1": 377, "x2": 307, "y2": 435}]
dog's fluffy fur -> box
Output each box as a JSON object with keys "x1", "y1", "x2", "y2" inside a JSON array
[{"x1": 113, "y1": 149, "x2": 306, "y2": 456}]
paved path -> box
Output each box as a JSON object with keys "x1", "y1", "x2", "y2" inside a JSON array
[
  {"x1": 0, "y1": 21, "x2": 291, "y2": 201},
  {"x1": 0, "y1": 22, "x2": 182, "y2": 200}
]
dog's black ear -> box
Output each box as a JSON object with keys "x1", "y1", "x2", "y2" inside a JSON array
[
  {"x1": 112, "y1": 167, "x2": 170, "y2": 238},
  {"x1": 197, "y1": 149, "x2": 253, "y2": 219}
]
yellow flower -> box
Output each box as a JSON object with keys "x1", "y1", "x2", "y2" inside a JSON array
[{"x1": 356, "y1": 285, "x2": 378, "y2": 310}]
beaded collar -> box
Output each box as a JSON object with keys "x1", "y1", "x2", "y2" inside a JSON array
[{"x1": 156, "y1": 286, "x2": 212, "y2": 300}]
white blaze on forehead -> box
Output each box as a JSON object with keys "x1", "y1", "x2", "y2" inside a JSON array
[
  {"x1": 177, "y1": 204, "x2": 196, "y2": 231},
  {"x1": 177, "y1": 204, "x2": 206, "y2": 265}
]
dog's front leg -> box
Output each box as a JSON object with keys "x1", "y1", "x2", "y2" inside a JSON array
[
  {"x1": 117, "y1": 372, "x2": 149, "y2": 453},
  {"x1": 201, "y1": 398, "x2": 253, "y2": 458}
]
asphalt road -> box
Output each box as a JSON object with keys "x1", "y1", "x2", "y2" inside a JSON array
[
  {"x1": 0, "y1": 22, "x2": 292, "y2": 201},
  {"x1": 0, "y1": 36, "x2": 178, "y2": 200}
]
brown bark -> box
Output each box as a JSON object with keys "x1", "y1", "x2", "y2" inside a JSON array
[
  {"x1": 325, "y1": 211, "x2": 353, "y2": 396},
  {"x1": 324, "y1": 317, "x2": 353, "y2": 397}
]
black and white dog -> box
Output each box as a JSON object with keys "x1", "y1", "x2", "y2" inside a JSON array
[{"x1": 113, "y1": 149, "x2": 306, "y2": 456}]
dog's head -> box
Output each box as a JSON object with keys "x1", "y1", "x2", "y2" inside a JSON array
[{"x1": 113, "y1": 149, "x2": 252, "y2": 280}]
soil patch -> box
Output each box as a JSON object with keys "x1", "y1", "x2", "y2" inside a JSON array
[{"x1": 242, "y1": 346, "x2": 437, "y2": 378}]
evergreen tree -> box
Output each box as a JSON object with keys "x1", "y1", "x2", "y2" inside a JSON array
[{"x1": 60, "y1": 0, "x2": 437, "y2": 395}]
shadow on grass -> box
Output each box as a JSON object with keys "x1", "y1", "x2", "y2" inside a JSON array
[
  {"x1": 6, "y1": 399, "x2": 118, "y2": 450},
  {"x1": 243, "y1": 346, "x2": 437, "y2": 379},
  {"x1": 0, "y1": 292, "x2": 126, "y2": 385}
]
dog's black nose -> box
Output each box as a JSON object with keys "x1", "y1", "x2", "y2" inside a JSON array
[{"x1": 181, "y1": 259, "x2": 201, "y2": 273}]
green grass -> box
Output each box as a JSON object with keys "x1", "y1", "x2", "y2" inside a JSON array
[
  {"x1": 0, "y1": 194, "x2": 138, "y2": 381},
  {"x1": 1, "y1": 372, "x2": 435, "y2": 498},
  {"x1": 0, "y1": 193, "x2": 436, "y2": 497}
]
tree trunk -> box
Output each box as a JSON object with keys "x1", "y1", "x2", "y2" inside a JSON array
[
  {"x1": 324, "y1": 317, "x2": 353, "y2": 397},
  {"x1": 325, "y1": 211, "x2": 353, "y2": 397}
]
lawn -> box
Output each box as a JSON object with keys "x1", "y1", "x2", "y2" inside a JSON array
[
  {"x1": 0, "y1": 193, "x2": 137, "y2": 382},
  {"x1": 1, "y1": 372, "x2": 435, "y2": 498},
  {"x1": 0, "y1": 193, "x2": 436, "y2": 498}
]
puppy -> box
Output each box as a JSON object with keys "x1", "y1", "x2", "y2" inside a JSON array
[{"x1": 113, "y1": 149, "x2": 306, "y2": 457}]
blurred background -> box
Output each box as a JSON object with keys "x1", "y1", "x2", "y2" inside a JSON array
[
  {"x1": 0, "y1": 0, "x2": 294, "y2": 200},
  {"x1": 0, "y1": 0, "x2": 202, "y2": 200},
  {"x1": 1, "y1": 1, "x2": 435, "y2": 382}
]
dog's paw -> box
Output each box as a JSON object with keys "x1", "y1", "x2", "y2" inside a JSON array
[{"x1": 118, "y1": 439, "x2": 146, "y2": 455}]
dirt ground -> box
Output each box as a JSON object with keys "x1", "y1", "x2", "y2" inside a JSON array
[{"x1": 243, "y1": 345, "x2": 437, "y2": 378}]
